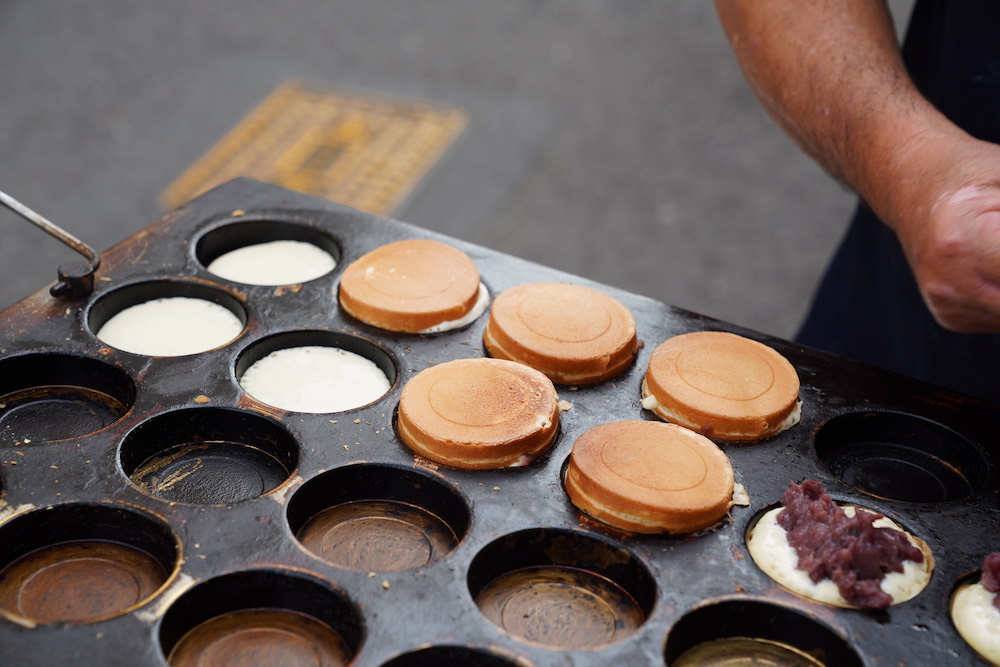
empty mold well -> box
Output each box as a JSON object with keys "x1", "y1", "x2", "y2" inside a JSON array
[
  {"x1": 158, "y1": 569, "x2": 364, "y2": 667},
  {"x1": 287, "y1": 464, "x2": 469, "y2": 572},
  {"x1": 664, "y1": 598, "x2": 862, "y2": 666},
  {"x1": 0, "y1": 353, "x2": 135, "y2": 442},
  {"x1": 0, "y1": 503, "x2": 179, "y2": 625},
  {"x1": 814, "y1": 411, "x2": 988, "y2": 503},
  {"x1": 119, "y1": 407, "x2": 299, "y2": 505},
  {"x1": 467, "y1": 528, "x2": 656, "y2": 651}
]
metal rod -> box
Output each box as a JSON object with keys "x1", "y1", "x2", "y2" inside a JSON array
[{"x1": 0, "y1": 189, "x2": 101, "y2": 299}]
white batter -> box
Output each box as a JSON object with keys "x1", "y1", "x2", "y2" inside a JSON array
[
  {"x1": 952, "y1": 582, "x2": 1000, "y2": 665},
  {"x1": 747, "y1": 506, "x2": 931, "y2": 608},
  {"x1": 96, "y1": 297, "x2": 244, "y2": 356},
  {"x1": 240, "y1": 345, "x2": 391, "y2": 413},
  {"x1": 207, "y1": 240, "x2": 336, "y2": 286}
]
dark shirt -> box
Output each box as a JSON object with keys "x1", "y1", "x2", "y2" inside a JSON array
[{"x1": 796, "y1": 0, "x2": 1000, "y2": 403}]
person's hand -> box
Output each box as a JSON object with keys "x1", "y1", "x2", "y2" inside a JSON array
[{"x1": 883, "y1": 137, "x2": 1000, "y2": 333}]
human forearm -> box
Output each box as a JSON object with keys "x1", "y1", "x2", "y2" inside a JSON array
[
  {"x1": 714, "y1": 0, "x2": 963, "y2": 225},
  {"x1": 715, "y1": 0, "x2": 1000, "y2": 332}
]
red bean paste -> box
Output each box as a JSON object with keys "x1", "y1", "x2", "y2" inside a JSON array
[
  {"x1": 980, "y1": 552, "x2": 1000, "y2": 610},
  {"x1": 776, "y1": 479, "x2": 923, "y2": 610}
]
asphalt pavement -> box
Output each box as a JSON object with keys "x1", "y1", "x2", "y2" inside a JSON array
[{"x1": 0, "y1": 1, "x2": 913, "y2": 338}]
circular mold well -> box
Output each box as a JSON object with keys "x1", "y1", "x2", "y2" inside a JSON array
[
  {"x1": 664, "y1": 599, "x2": 862, "y2": 666},
  {"x1": 814, "y1": 411, "x2": 988, "y2": 503},
  {"x1": 287, "y1": 464, "x2": 469, "y2": 572},
  {"x1": 196, "y1": 219, "x2": 340, "y2": 286},
  {"x1": 158, "y1": 569, "x2": 364, "y2": 667},
  {"x1": 0, "y1": 503, "x2": 179, "y2": 625},
  {"x1": 0, "y1": 353, "x2": 135, "y2": 442},
  {"x1": 467, "y1": 528, "x2": 656, "y2": 651},
  {"x1": 236, "y1": 330, "x2": 397, "y2": 414},
  {"x1": 120, "y1": 407, "x2": 298, "y2": 505},
  {"x1": 89, "y1": 280, "x2": 246, "y2": 357},
  {"x1": 379, "y1": 646, "x2": 529, "y2": 667}
]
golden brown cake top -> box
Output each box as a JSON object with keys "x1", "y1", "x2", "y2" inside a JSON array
[
  {"x1": 397, "y1": 357, "x2": 560, "y2": 469},
  {"x1": 339, "y1": 239, "x2": 482, "y2": 332},
  {"x1": 566, "y1": 420, "x2": 734, "y2": 534},
  {"x1": 642, "y1": 331, "x2": 800, "y2": 441},
  {"x1": 484, "y1": 282, "x2": 637, "y2": 384}
]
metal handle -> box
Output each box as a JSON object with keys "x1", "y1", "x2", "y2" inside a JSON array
[{"x1": 0, "y1": 189, "x2": 101, "y2": 299}]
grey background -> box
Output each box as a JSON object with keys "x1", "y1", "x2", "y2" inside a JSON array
[{"x1": 0, "y1": 1, "x2": 914, "y2": 339}]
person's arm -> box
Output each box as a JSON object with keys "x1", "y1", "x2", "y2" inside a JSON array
[{"x1": 715, "y1": 0, "x2": 1000, "y2": 333}]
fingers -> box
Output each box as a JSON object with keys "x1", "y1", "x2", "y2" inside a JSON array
[{"x1": 915, "y1": 185, "x2": 1000, "y2": 332}]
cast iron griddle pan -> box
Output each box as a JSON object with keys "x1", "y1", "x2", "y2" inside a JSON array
[{"x1": 0, "y1": 178, "x2": 997, "y2": 666}]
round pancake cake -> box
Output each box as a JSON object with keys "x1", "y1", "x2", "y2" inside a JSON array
[
  {"x1": 951, "y1": 553, "x2": 1000, "y2": 666},
  {"x1": 338, "y1": 239, "x2": 489, "y2": 333},
  {"x1": 483, "y1": 282, "x2": 639, "y2": 385},
  {"x1": 564, "y1": 420, "x2": 735, "y2": 534},
  {"x1": 396, "y1": 357, "x2": 560, "y2": 470},
  {"x1": 641, "y1": 331, "x2": 801, "y2": 441}
]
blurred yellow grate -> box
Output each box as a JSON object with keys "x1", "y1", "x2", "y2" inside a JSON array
[{"x1": 160, "y1": 80, "x2": 468, "y2": 216}]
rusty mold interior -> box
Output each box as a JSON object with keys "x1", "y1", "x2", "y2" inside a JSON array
[{"x1": 0, "y1": 178, "x2": 998, "y2": 666}]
